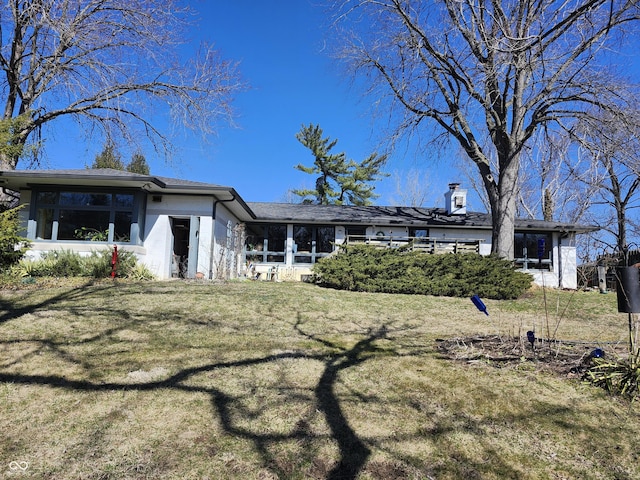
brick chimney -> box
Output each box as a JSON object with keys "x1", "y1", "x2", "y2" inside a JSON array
[{"x1": 444, "y1": 183, "x2": 467, "y2": 215}]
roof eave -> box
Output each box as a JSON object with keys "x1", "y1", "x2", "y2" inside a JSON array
[{"x1": 0, "y1": 169, "x2": 257, "y2": 220}]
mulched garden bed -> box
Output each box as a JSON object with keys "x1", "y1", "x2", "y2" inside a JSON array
[{"x1": 435, "y1": 334, "x2": 629, "y2": 378}]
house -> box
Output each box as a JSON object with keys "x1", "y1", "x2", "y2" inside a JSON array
[{"x1": 0, "y1": 169, "x2": 597, "y2": 288}]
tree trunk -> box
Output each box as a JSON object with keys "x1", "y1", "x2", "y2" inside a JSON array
[
  {"x1": 616, "y1": 200, "x2": 627, "y2": 261},
  {"x1": 491, "y1": 185, "x2": 517, "y2": 260},
  {"x1": 0, "y1": 152, "x2": 17, "y2": 171},
  {"x1": 483, "y1": 157, "x2": 519, "y2": 260},
  {"x1": 0, "y1": 152, "x2": 19, "y2": 206}
]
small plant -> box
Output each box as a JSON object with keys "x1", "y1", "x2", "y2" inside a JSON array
[
  {"x1": 585, "y1": 350, "x2": 640, "y2": 400},
  {"x1": 126, "y1": 263, "x2": 155, "y2": 281},
  {"x1": 74, "y1": 227, "x2": 109, "y2": 241},
  {"x1": 40, "y1": 250, "x2": 84, "y2": 276},
  {"x1": 10, "y1": 258, "x2": 41, "y2": 278}
]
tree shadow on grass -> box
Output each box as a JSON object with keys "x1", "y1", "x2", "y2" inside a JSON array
[
  {"x1": 295, "y1": 318, "x2": 389, "y2": 479},
  {"x1": 0, "y1": 280, "x2": 98, "y2": 324},
  {"x1": 3, "y1": 286, "x2": 618, "y2": 479},
  {"x1": 0, "y1": 314, "x2": 391, "y2": 480}
]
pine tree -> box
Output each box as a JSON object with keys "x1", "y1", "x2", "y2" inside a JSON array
[
  {"x1": 293, "y1": 124, "x2": 387, "y2": 206},
  {"x1": 126, "y1": 152, "x2": 150, "y2": 175},
  {"x1": 91, "y1": 142, "x2": 124, "y2": 170},
  {"x1": 90, "y1": 144, "x2": 151, "y2": 174}
]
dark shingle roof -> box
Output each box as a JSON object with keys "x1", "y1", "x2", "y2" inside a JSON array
[
  {"x1": 247, "y1": 202, "x2": 597, "y2": 233},
  {"x1": 0, "y1": 169, "x2": 598, "y2": 233}
]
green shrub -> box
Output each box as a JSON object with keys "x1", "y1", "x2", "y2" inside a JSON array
[
  {"x1": 11, "y1": 248, "x2": 154, "y2": 280},
  {"x1": 11, "y1": 257, "x2": 57, "y2": 277},
  {"x1": 0, "y1": 205, "x2": 29, "y2": 271},
  {"x1": 312, "y1": 244, "x2": 532, "y2": 299},
  {"x1": 88, "y1": 249, "x2": 152, "y2": 279},
  {"x1": 40, "y1": 250, "x2": 84, "y2": 276}
]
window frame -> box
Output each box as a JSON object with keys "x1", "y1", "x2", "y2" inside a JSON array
[
  {"x1": 514, "y1": 231, "x2": 553, "y2": 271},
  {"x1": 28, "y1": 187, "x2": 144, "y2": 245},
  {"x1": 244, "y1": 223, "x2": 287, "y2": 264},
  {"x1": 346, "y1": 226, "x2": 367, "y2": 243},
  {"x1": 293, "y1": 225, "x2": 335, "y2": 264}
]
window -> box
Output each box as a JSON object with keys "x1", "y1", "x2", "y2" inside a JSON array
[
  {"x1": 409, "y1": 228, "x2": 428, "y2": 238},
  {"x1": 346, "y1": 226, "x2": 366, "y2": 243},
  {"x1": 515, "y1": 232, "x2": 552, "y2": 270},
  {"x1": 293, "y1": 225, "x2": 335, "y2": 264},
  {"x1": 245, "y1": 224, "x2": 286, "y2": 263},
  {"x1": 30, "y1": 189, "x2": 142, "y2": 244},
  {"x1": 409, "y1": 227, "x2": 429, "y2": 248}
]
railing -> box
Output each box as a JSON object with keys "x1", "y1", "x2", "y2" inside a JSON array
[{"x1": 345, "y1": 235, "x2": 482, "y2": 254}]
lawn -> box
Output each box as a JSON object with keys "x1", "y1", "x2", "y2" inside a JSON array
[{"x1": 1, "y1": 280, "x2": 639, "y2": 479}]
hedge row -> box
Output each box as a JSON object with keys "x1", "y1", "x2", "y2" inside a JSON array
[
  {"x1": 312, "y1": 245, "x2": 532, "y2": 299},
  {"x1": 11, "y1": 249, "x2": 154, "y2": 280}
]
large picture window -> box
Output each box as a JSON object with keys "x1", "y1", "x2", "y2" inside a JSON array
[
  {"x1": 245, "y1": 224, "x2": 287, "y2": 263},
  {"x1": 293, "y1": 225, "x2": 335, "y2": 264},
  {"x1": 30, "y1": 189, "x2": 142, "y2": 244},
  {"x1": 515, "y1": 232, "x2": 552, "y2": 270}
]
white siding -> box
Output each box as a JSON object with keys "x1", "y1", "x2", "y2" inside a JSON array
[{"x1": 143, "y1": 195, "x2": 243, "y2": 280}]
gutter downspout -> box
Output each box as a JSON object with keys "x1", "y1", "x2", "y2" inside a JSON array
[{"x1": 209, "y1": 195, "x2": 236, "y2": 280}]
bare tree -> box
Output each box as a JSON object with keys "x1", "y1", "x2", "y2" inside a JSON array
[
  {"x1": 0, "y1": 0, "x2": 243, "y2": 170},
  {"x1": 569, "y1": 107, "x2": 640, "y2": 257},
  {"x1": 517, "y1": 131, "x2": 592, "y2": 223},
  {"x1": 332, "y1": 0, "x2": 639, "y2": 259},
  {"x1": 389, "y1": 168, "x2": 432, "y2": 207}
]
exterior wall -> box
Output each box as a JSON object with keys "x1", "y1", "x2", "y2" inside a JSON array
[
  {"x1": 335, "y1": 226, "x2": 347, "y2": 245},
  {"x1": 249, "y1": 225, "x2": 580, "y2": 289},
  {"x1": 366, "y1": 225, "x2": 410, "y2": 238},
  {"x1": 142, "y1": 212, "x2": 173, "y2": 279},
  {"x1": 209, "y1": 203, "x2": 243, "y2": 280},
  {"x1": 429, "y1": 227, "x2": 491, "y2": 254},
  {"x1": 522, "y1": 232, "x2": 559, "y2": 288},
  {"x1": 13, "y1": 187, "x2": 581, "y2": 288},
  {"x1": 559, "y1": 235, "x2": 578, "y2": 289},
  {"x1": 143, "y1": 195, "x2": 208, "y2": 278},
  {"x1": 143, "y1": 195, "x2": 243, "y2": 280}
]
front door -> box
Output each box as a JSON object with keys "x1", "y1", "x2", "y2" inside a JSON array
[
  {"x1": 170, "y1": 216, "x2": 200, "y2": 279},
  {"x1": 170, "y1": 218, "x2": 190, "y2": 278}
]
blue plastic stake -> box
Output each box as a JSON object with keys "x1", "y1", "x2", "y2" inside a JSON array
[
  {"x1": 527, "y1": 330, "x2": 536, "y2": 346},
  {"x1": 470, "y1": 295, "x2": 489, "y2": 315}
]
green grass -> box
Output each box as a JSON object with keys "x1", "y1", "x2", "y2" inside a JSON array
[{"x1": 0, "y1": 280, "x2": 638, "y2": 479}]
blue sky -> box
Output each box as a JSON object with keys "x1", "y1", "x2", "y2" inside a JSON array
[
  {"x1": 186, "y1": 0, "x2": 447, "y2": 206},
  {"x1": 42, "y1": 0, "x2": 451, "y2": 208},
  {"x1": 40, "y1": 1, "x2": 638, "y2": 212}
]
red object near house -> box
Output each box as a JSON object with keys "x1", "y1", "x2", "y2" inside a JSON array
[{"x1": 111, "y1": 245, "x2": 118, "y2": 278}]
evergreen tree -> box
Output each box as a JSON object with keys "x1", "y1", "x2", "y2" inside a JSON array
[
  {"x1": 90, "y1": 144, "x2": 151, "y2": 174},
  {"x1": 91, "y1": 142, "x2": 124, "y2": 170},
  {"x1": 293, "y1": 124, "x2": 387, "y2": 206},
  {"x1": 126, "y1": 152, "x2": 150, "y2": 175},
  {"x1": 0, "y1": 115, "x2": 30, "y2": 163}
]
